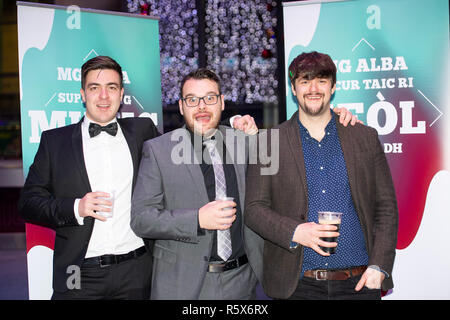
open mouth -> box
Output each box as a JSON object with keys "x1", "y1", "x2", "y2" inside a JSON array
[{"x1": 195, "y1": 113, "x2": 212, "y2": 123}]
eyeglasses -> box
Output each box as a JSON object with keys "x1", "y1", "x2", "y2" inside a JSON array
[{"x1": 181, "y1": 94, "x2": 221, "y2": 107}]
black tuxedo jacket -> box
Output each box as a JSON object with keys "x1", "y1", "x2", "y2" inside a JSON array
[{"x1": 18, "y1": 117, "x2": 160, "y2": 292}]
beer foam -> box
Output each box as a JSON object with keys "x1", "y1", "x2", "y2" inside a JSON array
[{"x1": 318, "y1": 219, "x2": 341, "y2": 224}]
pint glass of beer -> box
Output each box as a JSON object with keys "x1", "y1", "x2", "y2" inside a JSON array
[{"x1": 318, "y1": 211, "x2": 342, "y2": 254}]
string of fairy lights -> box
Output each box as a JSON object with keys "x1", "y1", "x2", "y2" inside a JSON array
[
  {"x1": 127, "y1": 0, "x2": 199, "y2": 105},
  {"x1": 127, "y1": 0, "x2": 278, "y2": 106}
]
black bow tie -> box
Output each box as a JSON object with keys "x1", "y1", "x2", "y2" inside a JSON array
[{"x1": 88, "y1": 122, "x2": 118, "y2": 138}]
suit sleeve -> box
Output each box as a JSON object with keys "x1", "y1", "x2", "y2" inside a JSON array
[
  {"x1": 244, "y1": 132, "x2": 301, "y2": 251},
  {"x1": 18, "y1": 132, "x2": 78, "y2": 228},
  {"x1": 219, "y1": 116, "x2": 234, "y2": 127},
  {"x1": 144, "y1": 117, "x2": 161, "y2": 140},
  {"x1": 368, "y1": 129, "x2": 398, "y2": 275},
  {"x1": 130, "y1": 141, "x2": 199, "y2": 242}
]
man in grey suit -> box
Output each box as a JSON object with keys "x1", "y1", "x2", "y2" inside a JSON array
[{"x1": 130, "y1": 68, "x2": 263, "y2": 299}]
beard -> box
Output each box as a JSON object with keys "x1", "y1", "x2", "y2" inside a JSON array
[{"x1": 298, "y1": 94, "x2": 328, "y2": 116}]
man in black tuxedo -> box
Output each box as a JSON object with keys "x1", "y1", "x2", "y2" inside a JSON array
[{"x1": 18, "y1": 56, "x2": 160, "y2": 299}]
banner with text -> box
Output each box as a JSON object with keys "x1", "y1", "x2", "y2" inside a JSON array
[
  {"x1": 283, "y1": 0, "x2": 449, "y2": 299},
  {"x1": 17, "y1": 2, "x2": 161, "y2": 299}
]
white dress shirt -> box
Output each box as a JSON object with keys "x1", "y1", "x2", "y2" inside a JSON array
[{"x1": 74, "y1": 117, "x2": 144, "y2": 258}]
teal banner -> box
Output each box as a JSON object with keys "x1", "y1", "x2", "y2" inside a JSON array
[
  {"x1": 283, "y1": 0, "x2": 449, "y2": 299},
  {"x1": 17, "y1": 2, "x2": 162, "y2": 299},
  {"x1": 18, "y1": 2, "x2": 162, "y2": 178}
]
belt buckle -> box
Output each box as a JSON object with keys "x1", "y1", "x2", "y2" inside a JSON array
[
  {"x1": 225, "y1": 259, "x2": 237, "y2": 271},
  {"x1": 208, "y1": 262, "x2": 226, "y2": 273},
  {"x1": 99, "y1": 255, "x2": 114, "y2": 268},
  {"x1": 315, "y1": 269, "x2": 327, "y2": 281}
]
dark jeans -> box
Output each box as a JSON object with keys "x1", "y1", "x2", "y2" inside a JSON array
[
  {"x1": 52, "y1": 252, "x2": 152, "y2": 300},
  {"x1": 288, "y1": 274, "x2": 381, "y2": 300}
]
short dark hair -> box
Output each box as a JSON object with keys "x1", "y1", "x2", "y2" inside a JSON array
[
  {"x1": 288, "y1": 51, "x2": 336, "y2": 87},
  {"x1": 180, "y1": 68, "x2": 221, "y2": 98},
  {"x1": 81, "y1": 56, "x2": 123, "y2": 89}
]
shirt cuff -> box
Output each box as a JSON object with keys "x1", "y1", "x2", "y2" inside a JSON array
[
  {"x1": 229, "y1": 115, "x2": 242, "y2": 128},
  {"x1": 368, "y1": 265, "x2": 389, "y2": 278},
  {"x1": 290, "y1": 226, "x2": 299, "y2": 249},
  {"x1": 74, "y1": 198, "x2": 84, "y2": 225}
]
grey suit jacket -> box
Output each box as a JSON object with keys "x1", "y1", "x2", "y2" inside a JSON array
[{"x1": 131, "y1": 125, "x2": 263, "y2": 299}]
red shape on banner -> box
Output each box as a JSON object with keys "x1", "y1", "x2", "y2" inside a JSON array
[
  {"x1": 382, "y1": 90, "x2": 442, "y2": 250},
  {"x1": 25, "y1": 223, "x2": 55, "y2": 253},
  {"x1": 390, "y1": 137, "x2": 440, "y2": 250}
]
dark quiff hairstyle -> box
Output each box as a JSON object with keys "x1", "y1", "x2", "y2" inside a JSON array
[
  {"x1": 81, "y1": 56, "x2": 123, "y2": 89},
  {"x1": 180, "y1": 68, "x2": 222, "y2": 98},
  {"x1": 288, "y1": 51, "x2": 336, "y2": 87}
]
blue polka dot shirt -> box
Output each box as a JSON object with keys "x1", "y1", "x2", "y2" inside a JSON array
[{"x1": 298, "y1": 113, "x2": 369, "y2": 274}]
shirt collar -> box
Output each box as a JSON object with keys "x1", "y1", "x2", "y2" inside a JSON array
[
  {"x1": 297, "y1": 109, "x2": 336, "y2": 141},
  {"x1": 187, "y1": 127, "x2": 221, "y2": 148}
]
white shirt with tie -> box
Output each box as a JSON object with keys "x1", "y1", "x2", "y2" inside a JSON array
[{"x1": 74, "y1": 117, "x2": 144, "y2": 258}]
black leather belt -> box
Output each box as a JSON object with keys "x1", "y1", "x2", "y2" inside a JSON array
[
  {"x1": 208, "y1": 255, "x2": 248, "y2": 273},
  {"x1": 82, "y1": 246, "x2": 147, "y2": 268}
]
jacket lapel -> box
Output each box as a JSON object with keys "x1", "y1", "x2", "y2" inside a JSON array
[
  {"x1": 71, "y1": 118, "x2": 95, "y2": 229},
  {"x1": 173, "y1": 128, "x2": 210, "y2": 204},
  {"x1": 286, "y1": 112, "x2": 309, "y2": 204},
  {"x1": 71, "y1": 118, "x2": 91, "y2": 192},
  {"x1": 334, "y1": 114, "x2": 359, "y2": 211}
]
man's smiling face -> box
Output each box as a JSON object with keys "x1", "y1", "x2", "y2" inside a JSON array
[
  {"x1": 291, "y1": 76, "x2": 336, "y2": 117},
  {"x1": 80, "y1": 69, "x2": 124, "y2": 125}
]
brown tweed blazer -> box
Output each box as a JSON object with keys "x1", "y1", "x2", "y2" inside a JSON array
[{"x1": 245, "y1": 111, "x2": 398, "y2": 299}]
